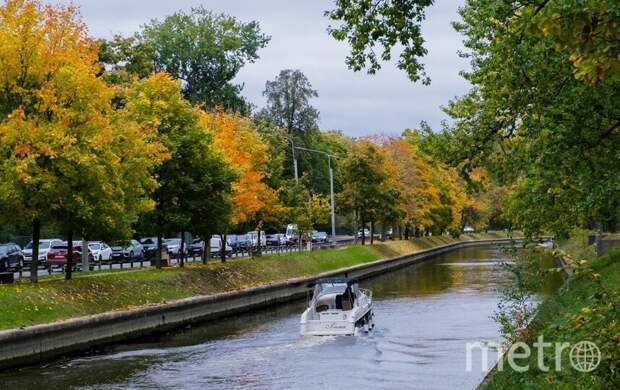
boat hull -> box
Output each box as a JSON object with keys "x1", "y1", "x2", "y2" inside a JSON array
[{"x1": 300, "y1": 305, "x2": 373, "y2": 336}]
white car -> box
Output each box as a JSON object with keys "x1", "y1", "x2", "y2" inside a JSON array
[
  {"x1": 463, "y1": 226, "x2": 475, "y2": 233},
  {"x1": 164, "y1": 238, "x2": 186, "y2": 257},
  {"x1": 22, "y1": 239, "x2": 63, "y2": 266},
  {"x1": 357, "y1": 229, "x2": 371, "y2": 239},
  {"x1": 210, "y1": 236, "x2": 232, "y2": 255},
  {"x1": 88, "y1": 241, "x2": 112, "y2": 261}
]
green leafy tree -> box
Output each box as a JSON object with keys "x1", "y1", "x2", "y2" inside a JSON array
[
  {"x1": 440, "y1": 0, "x2": 620, "y2": 236},
  {"x1": 281, "y1": 179, "x2": 329, "y2": 245},
  {"x1": 325, "y1": 0, "x2": 433, "y2": 83},
  {"x1": 259, "y1": 69, "x2": 323, "y2": 185},
  {"x1": 339, "y1": 140, "x2": 396, "y2": 245},
  {"x1": 140, "y1": 7, "x2": 270, "y2": 114},
  {"x1": 329, "y1": 0, "x2": 620, "y2": 235},
  {"x1": 97, "y1": 35, "x2": 155, "y2": 85},
  {"x1": 260, "y1": 69, "x2": 319, "y2": 134}
]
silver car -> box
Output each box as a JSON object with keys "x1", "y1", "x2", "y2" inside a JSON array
[{"x1": 23, "y1": 239, "x2": 63, "y2": 266}]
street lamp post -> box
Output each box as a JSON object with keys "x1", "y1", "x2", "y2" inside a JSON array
[
  {"x1": 294, "y1": 146, "x2": 338, "y2": 243},
  {"x1": 328, "y1": 155, "x2": 336, "y2": 242},
  {"x1": 291, "y1": 140, "x2": 299, "y2": 184}
]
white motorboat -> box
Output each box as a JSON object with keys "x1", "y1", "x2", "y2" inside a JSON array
[{"x1": 300, "y1": 278, "x2": 374, "y2": 336}]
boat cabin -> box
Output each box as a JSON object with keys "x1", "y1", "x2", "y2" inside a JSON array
[{"x1": 312, "y1": 278, "x2": 358, "y2": 312}]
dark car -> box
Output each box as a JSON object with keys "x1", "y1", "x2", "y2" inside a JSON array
[
  {"x1": 0, "y1": 243, "x2": 24, "y2": 272},
  {"x1": 266, "y1": 233, "x2": 285, "y2": 246},
  {"x1": 139, "y1": 237, "x2": 168, "y2": 260},
  {"x1": 227, "y1": 234, "x2": 249, "y2": 251},
  {"x1": 266, "y1": 234, "x2": 279, "y2": 246},
  {"x1": 311, "y1": 231, "x2": 328, "y2": 243},
  {"x1": 187, "y1": 239, "x2": 204, "y2": 256}
]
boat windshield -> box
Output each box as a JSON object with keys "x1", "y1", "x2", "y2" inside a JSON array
[{"x1": 316, "y1": 283, "x2": 348, "y2": 296}]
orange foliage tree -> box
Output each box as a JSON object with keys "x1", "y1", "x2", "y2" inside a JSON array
[{"x1": 202, "y1": 112, "x2": 285, "y2": 245}]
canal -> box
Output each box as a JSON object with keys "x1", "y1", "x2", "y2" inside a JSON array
[{"x1": 0, "y1": 245, "x2": 561, "y2": 389}]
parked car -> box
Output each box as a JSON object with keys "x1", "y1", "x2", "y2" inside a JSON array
[
  {"x1": 384, "y1": 228, "x2": 393, "y2": 239},
  {"x1": 111, "y1": 239, "x2": 143, "y2": 261},
  {"x1": 311, "y1": 230, "x2": 328, "y2": 243},
  {"x1": 210, "y1": 236, "x2": 232, "y2": 256},
  {"x1": 285, "y1": 223, "x2": 299, "y2": 245},
  {"x1": 187, "y1": 239, "x2": 204, "y2": 257},
  {"x1": 230, "y1": 234, "x2": 250, "y2": 250},
  {"x1": 463, "y1": 226, "x2": 475, "y2": 233},
  {"x1": 47, "y1": 243, "x2": 93, "y2": 269},
  {"x1": 266, "y1": 233, "x2": 286, "y2": 246},
  {"x1": 88, "y1": 241, "x2": 112, "y2": 261},
  {"x1": 357, "y1": 228, "x2": 371, "y2": 239},
  {"x1": 22, "y1": 239, "x2": 63, "y2": 267},
  {"x1": 139, "y1": 237, "x2": 167, "y2": 260},
  {"x1": 246, "y1": 231, "x2": 266, "y2": 247},
  {"x1": 164, "y1": 238, "x2": 186, "y2": 257},
  {"x1": 0, "y1": 243, "x2": 24, "y2": 272}
]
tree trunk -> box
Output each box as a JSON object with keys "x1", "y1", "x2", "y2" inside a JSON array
[
  {"x1": 370, "y1": 221, "x2": 375, "y2": 245},
  {"x1": 180, "y1": 231, "x2": 185, "y2": 268},
  {"x1": 361, "y1": 219, "x2": 366, "y2": 246},
  {"x1": 156, "y1": 231, "x2": 163, "y2": 269},
  {"x1": 220, "y1": 234, "x2": 226, "y2": 263},
  {"x1": 81, "y1": 236, "x2": 89, "y2": 271},
  {"x1": 30, "y1": 218, "x2": 40, "y2": 283},
  {"x1": 203, "y1": 237, "x2": 210, "y2": 264},
  {"x1": 256, "y1": 230, "x2": 262, "y2": 256},
  {"x1": 65, "y1": 230, "x2": 73, "y2": 280},
  {"x1": 404, "y1": 225, "x2": 410, "y2": 240},
  {"x1": 353, "y1": 210, "x2": 358, "y2": 245}
]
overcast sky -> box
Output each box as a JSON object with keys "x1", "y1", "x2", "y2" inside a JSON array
[{"x1": 52, "y1": 0, "x2": 470, "y2": 137}]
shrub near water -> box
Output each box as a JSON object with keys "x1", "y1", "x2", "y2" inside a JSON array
[{"x1": 484, "y1": 247, "x2": 620, "y2": 389}]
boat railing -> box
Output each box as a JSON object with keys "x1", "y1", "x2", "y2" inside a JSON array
[{"x1": 358, "y1": 288, "x2": 372, "y2": 301}]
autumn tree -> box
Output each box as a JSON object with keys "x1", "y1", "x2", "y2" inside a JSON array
[
  {"x1": 204, "y1": 112, "x2": 285, "y2": 259},
  {"x1": 384, "y1": 135, "x2": 439, "y2": 238},
  {"x1": 126, "y1": 73, "x2": 235, "y2": 268},
  {"x1": 339, "y1": 140, "x2": 397, "y2": 245},
  {"x1": 140, "y1": 7, "x2": 270, "y2": 114},
  {"x1": 0, "y1": 0, "x2": 164, "y2": 281}
]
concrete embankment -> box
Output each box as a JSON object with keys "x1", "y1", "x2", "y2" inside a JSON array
[{"x1": 0, "y1": 238, "x2": 519, "y2": 370}]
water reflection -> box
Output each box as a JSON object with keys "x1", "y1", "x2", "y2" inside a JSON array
[{"x1": 0, "y1": 246, "x2": 561, "y2": 390}]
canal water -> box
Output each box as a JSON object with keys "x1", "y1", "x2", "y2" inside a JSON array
[{"x1": 0, "y1": 246, "x2": 561, "y2": 390}]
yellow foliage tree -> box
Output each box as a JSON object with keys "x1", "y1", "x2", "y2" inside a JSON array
[
  {"x1": 0, "y1": 0, "x2": 164, "y2": 280},
  {"x1": 384, "y1": 137, "x2": 440, "y2": 236},
  {"x1": 201, "y1": 112, "x2": 285, "y2": 231}
]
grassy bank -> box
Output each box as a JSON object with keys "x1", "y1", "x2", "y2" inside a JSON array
[
  {"x1": 482, "y1": 234, "x2": 620, "y2": 389},
  {"x1": 0, "y1": 232, "x2": 509, "y2": 331}
]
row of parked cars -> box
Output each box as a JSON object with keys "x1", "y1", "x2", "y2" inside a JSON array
[{"x1": 0, "y1": 228, "x2": 331, "y2": 272}]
